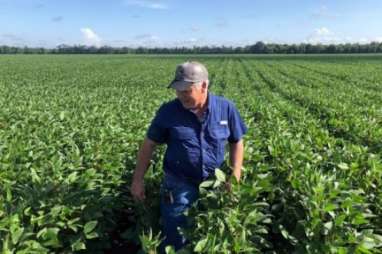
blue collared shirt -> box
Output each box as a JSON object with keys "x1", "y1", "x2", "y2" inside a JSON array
[{"x1": 147, "y1": 92, "x2": 247, "y2": 183}]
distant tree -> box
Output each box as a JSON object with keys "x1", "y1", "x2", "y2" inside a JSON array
[
  {"x1": 1, "y1": 41, "x2": 382, "y2": 54},
  {"x1": 368, "y1": 42, "x2": 378, "y2": 53},
  {"x1": 377, "y1": 43, "x2": 382, "y2": 53},
  {"x1": 249, "y1": 41, "x2": 266, "y2": 53},
  {"x1": 326, "y1": 44, "x2": 337, "y2": 53}
]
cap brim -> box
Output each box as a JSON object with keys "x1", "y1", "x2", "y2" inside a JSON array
[{"x1": 167, "y1": 79, "x2": 193, "y2": 91}]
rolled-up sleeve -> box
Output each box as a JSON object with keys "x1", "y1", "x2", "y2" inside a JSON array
[
  {"x1": 146, "y1": 104, "x2": 168, "y2": 144},
  {"x1": 228, "y1": 103, "x2": 248, "y2": 143}
]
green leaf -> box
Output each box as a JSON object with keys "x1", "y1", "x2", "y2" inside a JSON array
[
  {"x1": 374, "y1": 234, "x2": 382, "y2": 243},
  {"x1": 6, "y1": 186, "x2": 12, "y2": 202},
  {"x1": 215, "y1": 168, "x2": 226, "y2": 182},
  {"x1": 352, "y1": 214, "x2": 368, "y2": 225},
  {"x1": 85, "y1": 231, "x2": 99, "y2": 239},
  {"x1": 360, "y1": 237, "x2": 377, "y2": 250},
  {"x1": 165, "y1": 245, "x2": 176, "y2": 254},
  {"x1": 279, "y1": 224, "x2": 292, "y2": 240},
  {"x1": 254, "y1": 202, "x2": 270, "y2": 208},
  {"x1": 338, "y1": 163, "x2": 349, "y2": 170},
  {"x1": 323, "y1": 221, "x2": 333, "y2": 235},
  {"x1": 37, "y1": 227, "x2": 61, "y2": 247},
  {"x1": 11, "y1": 226, "x2": 24, "y2": 245},
  {"x1": 71, "y1": 238, "x2": 86, "y2": 251},
  {"x1": 84, "y1": 220, "x2": 98, "y2": 235},
  {"x1": 16, "y1": 240, "x2": 49, "y2": 254},
  {"x1": 324, "y1": 203, "x2": 337, "y2": 212},
  {"x1": 67, "y1": 172, "x2": 78, "y2": 183},
  {"x1": 30, "y1": 168, "x2": 41, "y2": 183},
  {"x1": 194, "y1": 238, "x2": 208, "y2": 252},
  {"x1": 59, "y1": 111, "x2": 65, "y2": 120},
  {"x1": 335, "y1": 214, "x2": 346, "y2": 226},
  {"x1": 199, "y1": 180, "x2": 214, "y2": 189}
]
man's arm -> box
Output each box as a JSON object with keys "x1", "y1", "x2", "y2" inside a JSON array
[
  {"x1": 229, "y1": 139, "x2": 244, "y2": 182},
  {"x1": 130, "y1": 137, "x2": 158, "y2": 201}
]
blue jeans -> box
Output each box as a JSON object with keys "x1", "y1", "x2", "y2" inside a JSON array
[{"x1": 159, "y1": 173, "x2": 199, "y2": 252}]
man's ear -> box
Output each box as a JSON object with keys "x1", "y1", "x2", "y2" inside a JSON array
[{"x1": 202, "y1": 80, "x2": 208, "y2": 91}]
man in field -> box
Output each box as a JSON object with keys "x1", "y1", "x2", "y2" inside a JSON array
[{"x1": 130, "y1": 61, "x2": 247, "y2": 251}]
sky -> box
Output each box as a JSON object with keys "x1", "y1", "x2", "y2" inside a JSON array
[{"x1": 1, "y1": 0, "x2": 382, "y2": 48}]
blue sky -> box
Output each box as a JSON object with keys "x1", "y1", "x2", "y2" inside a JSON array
[{"x1": 1, "y1": 0, "x2": 382, "y2": 48}]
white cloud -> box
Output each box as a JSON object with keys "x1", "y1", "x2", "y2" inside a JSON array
[
  {"x1": 306, "y1": 27, "x2": 339, "y2": 44},
  {"x1": 359, "y1": 38, "x2": 369, "y2": 44},
  {"x1": 187, "y1": 38, "x2": 198, "y2": 43},
  {"x1": 0, "y1": 33, "x2": 26, "y2": 46},
  {"x1": 80, "y1": 27, "x2": 102, "y2": 47},
  {"x1": 357, "y1": 37, "x2": 382, "y2": 44},
  {"x1": 306, "y1": 27, "x2": 382, "y2": 45},
  {"x1": 124, "y1": 0, "x2": 168, "y2": 10},
  {"x1": 315, "y1": 27, "x2": 331, "y2": 36}
]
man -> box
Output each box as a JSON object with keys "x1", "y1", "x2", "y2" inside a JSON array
[{"x1": 130, "y1": 61, "x2": 247, "y2": 251}]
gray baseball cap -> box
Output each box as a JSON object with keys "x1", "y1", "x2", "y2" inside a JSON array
[{"x1": 168, "y1": 61, "x2": 208, "y2": 90}]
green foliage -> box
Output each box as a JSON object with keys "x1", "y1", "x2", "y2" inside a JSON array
[
  {"x1": 180, "y1": 169, "x2": 272, "y2": 253},
  {"x1": 0, "y1": 55, "x2": 381, "y2": 253},
  {"x1": 139, "y1": 228, "x2": 162, "y2": 254}
]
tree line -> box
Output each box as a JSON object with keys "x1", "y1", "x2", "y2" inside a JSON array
[{"x1": 1, "y1": 41, "x2": 382, "y2": 54}]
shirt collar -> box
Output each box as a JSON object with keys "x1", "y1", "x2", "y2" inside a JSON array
[{"x1": 206, "y1": 91, "x2": 213, "y2": 112}]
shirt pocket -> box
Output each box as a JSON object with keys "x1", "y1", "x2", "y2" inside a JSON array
[
  {"x1": 208, "y1": 122, "x2": 230, "y2": 163},
  {"x1": 209, "y1": 122, "x2": 230, "y2": 140}
]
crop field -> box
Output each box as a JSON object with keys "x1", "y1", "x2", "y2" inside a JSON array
[{"x1": 0, "y1": 54, "x2": 382, "y2": 253}]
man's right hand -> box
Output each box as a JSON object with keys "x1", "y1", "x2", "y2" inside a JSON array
[
  {"x1": 130, "y1": 138, "x2": 158, "y2": 201},
  {"x1": 131, "y1": 178, "x2": 146, "y2": 201}
]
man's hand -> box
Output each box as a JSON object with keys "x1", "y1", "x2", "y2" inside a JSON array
[
  {"x1": 229, "y1": 139, "x2": 244, "y2": 183},
  {"x1": 232, "y1": 169, "x2": 241, "y2": 183},
  {"x1": 131, "y1": 178, "x2": 145, "y2": 201},
  {"x1": 130, "y1": 138, "x2": 158, "y2": 201}
]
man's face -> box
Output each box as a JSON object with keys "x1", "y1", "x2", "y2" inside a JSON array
[{"x1": 176, "y1": 82, "x2": 207, "y2": 109}]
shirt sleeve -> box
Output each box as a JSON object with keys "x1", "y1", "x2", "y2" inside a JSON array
[
  {"x1": 146, "y1": 104, "x2": 169, "y2": 144},
  {"x1": 228, "y1": 103, "x2": 248, "y2": 143}
]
